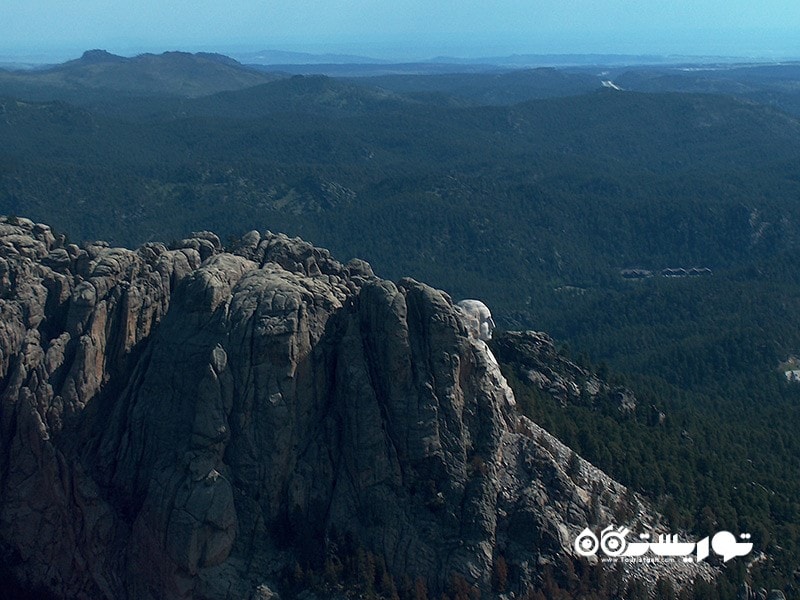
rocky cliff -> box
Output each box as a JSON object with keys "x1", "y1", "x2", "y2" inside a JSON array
[
  {"x1": 0, "y1": 217, "x2": 711, "y2": 599},
  {"x1": 491, "y1": 330, "x2": 637, "y2": 413}
]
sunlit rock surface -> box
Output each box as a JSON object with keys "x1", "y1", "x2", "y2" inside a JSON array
[{"x1": 0, "y1": 217, "x2": 711, "y2": 599}]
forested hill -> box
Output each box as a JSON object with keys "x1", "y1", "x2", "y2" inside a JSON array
[
  {"x1": 2, "y1": 85, "x2": 799, "y2": 296},
  {"x1": 348, "y1": 67, "x2": 603, "y2": 104},
  {"x1": 4, "y1": 77, "x2": 800, "y2": 404},
  {"x1": 0, "y1": 49, "x2": 281, "y2": 107},
  {"x1": 611, "y1": 62, "x2": 800, "y2": 116},
  {"x1": 4, "y1": 53, "x2": 800, "y2": 595}
]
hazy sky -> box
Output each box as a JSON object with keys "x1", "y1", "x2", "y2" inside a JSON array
[{"x1": 3, "y1": 0, "x2": 800, "y2": 60}]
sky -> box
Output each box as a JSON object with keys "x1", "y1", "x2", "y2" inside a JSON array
[{"x1": 3, "y1": 0, "x2": 800, "y2": 62}]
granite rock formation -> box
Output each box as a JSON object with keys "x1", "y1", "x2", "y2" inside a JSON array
[
  {"x1": 0, "y1": 217, "x2": 711, "y2": 599},
  {"x1": 492, "y1": 330, "x2": 637, "y2": 413}
]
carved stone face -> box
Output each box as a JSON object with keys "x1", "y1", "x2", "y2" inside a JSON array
[{"x1": 456, "y1": 299, "x2": 496, "y2": 341}]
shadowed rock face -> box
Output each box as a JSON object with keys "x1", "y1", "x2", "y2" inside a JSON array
[{"x1": 0, "y1": 218, "x2": 710, "y2": 599}]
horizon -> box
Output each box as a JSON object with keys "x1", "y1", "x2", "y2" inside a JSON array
[
  {"x1": 2, "y1": 42, "x2": 799, "y2": 69},
  {"x1": 4, "y1": 1, "x2": 800, "y2": 65}
]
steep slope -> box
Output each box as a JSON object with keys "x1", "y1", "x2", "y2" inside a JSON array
[{"x1": 0, "y1": 217, "x2": 711, "y2": 599}]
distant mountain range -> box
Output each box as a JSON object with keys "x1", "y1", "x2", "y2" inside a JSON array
[
  {"x1": 232, "y1": 48, "x2": 394, "y2": 65},
  {"x1": 232, "y1": 48, "x2": 779, "y2": 67},
  {"x1": 3, "y1": 49, "x2": 800, "y2": 114},
  {"x1": 0, "y1": 49, "x2": 280, "y2": 100}
]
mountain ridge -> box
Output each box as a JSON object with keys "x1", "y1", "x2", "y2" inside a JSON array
[{"x1": 0, "y1": 49, "x2": 281, "y2": 100}]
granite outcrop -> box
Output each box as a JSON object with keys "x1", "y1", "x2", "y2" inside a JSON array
[{"x1": 0, "y1": 217, "x2": 711, "y2": 599}]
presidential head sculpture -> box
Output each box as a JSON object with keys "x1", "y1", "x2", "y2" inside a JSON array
[{"x1": 456, "y1": 299, "x2": 496, "y2": 341}]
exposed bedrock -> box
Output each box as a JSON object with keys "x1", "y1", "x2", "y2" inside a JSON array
[{"x1": 0, "y1": 218, "x2": 711, "y2": 599}]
